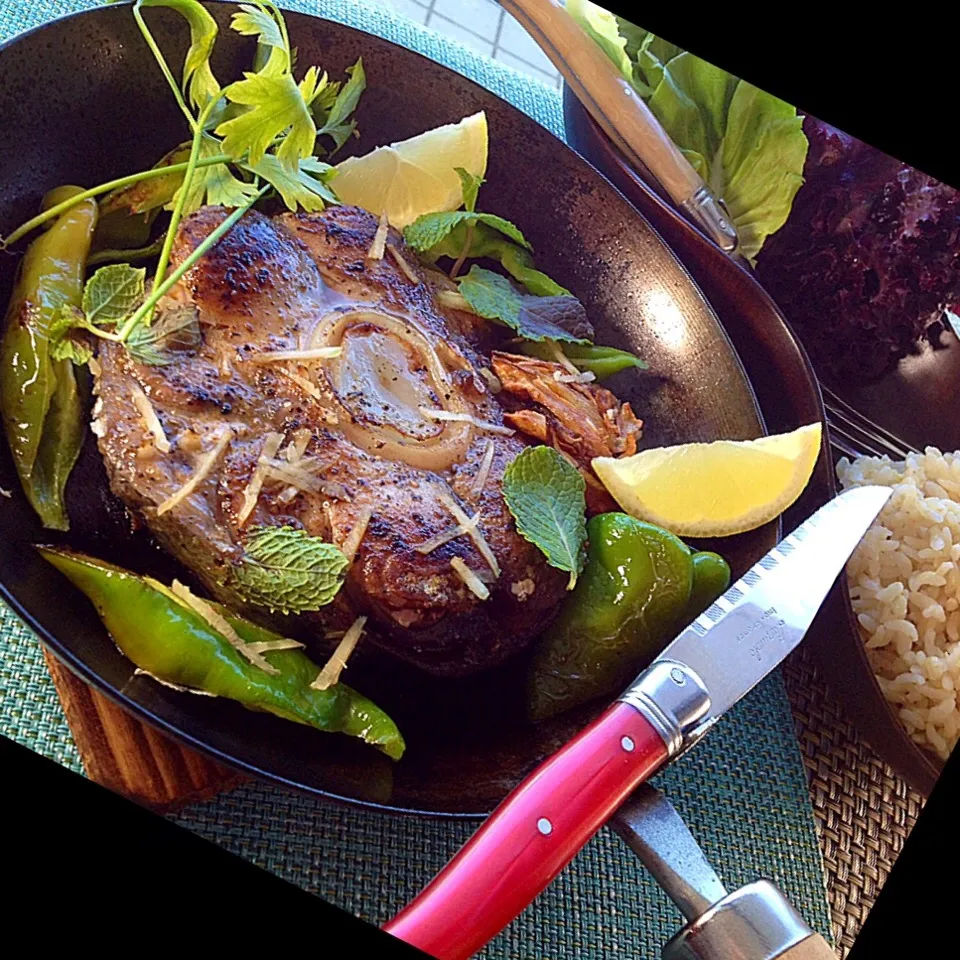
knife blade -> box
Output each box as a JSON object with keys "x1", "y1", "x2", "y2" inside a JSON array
[{"x1": 384, "y1": 485, "x2": 891, "y2": 960}]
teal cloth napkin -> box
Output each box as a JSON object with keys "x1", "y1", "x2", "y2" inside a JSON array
[{"x1": 0, "y1": 2, "x2": 832, "y2": 956}]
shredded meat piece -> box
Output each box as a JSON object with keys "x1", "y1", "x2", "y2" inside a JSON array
[{"x1": 491, "y1": 351, "x2": 643, "y2": 513}]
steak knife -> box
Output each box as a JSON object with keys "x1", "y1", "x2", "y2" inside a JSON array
[{"x1": 384, "y1": 485, "x2": 891, "y2": 959}]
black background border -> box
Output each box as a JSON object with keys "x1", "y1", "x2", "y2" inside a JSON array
[{"x1": 3, "y1": 3, "x2": 957, "y2": 956}]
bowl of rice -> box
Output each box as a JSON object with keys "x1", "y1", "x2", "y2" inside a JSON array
[{"x1": 836, "y1": 447, "x2": 960, "y2": 786}]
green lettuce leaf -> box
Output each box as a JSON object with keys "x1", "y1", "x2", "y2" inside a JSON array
[
  {"x1": 567, "y1": 1, "x2": 808, "y2": 261},
  {"x1": 565, "y1": 0, "x2": 632, "y2": 78}
]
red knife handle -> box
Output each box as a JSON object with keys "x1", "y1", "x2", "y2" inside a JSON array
[{"x1": 383, "y1": 701, "x2": 669, "y2": 959}]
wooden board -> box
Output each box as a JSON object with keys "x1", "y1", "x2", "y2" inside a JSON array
[{"x1": 43, "y1": 649, "x2": 247, "y2": 813}]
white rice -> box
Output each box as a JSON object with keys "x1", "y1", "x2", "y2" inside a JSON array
[{"x1": 837, "y1": 447, "x2": 960, "y2": 761}]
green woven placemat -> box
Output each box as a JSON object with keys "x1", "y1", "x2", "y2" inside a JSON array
[{"x1": 0, "y1": 1, "x2": 832, "y2": 956}]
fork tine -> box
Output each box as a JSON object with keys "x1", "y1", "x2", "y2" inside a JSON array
[
  {"x1": 822, "y1": 395, "x2": 916, "y2": 458},
  {"x1": 827, "y1": 424, "x2": 868, "y2": 461},
  {"x1": 826, "y1": 415, "x2": 897, "y2": 460},
  {"x1": 821, "y1": 386, "x2": 920, "y2": 458}
]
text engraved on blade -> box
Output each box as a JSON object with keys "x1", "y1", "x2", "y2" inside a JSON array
[{"x1": 734, "y1": 607, "x2": 787, "y2": 663}]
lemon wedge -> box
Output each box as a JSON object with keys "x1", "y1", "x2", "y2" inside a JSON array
[
  {"x1": 332, "y1": 111, "x2": 488, "y2": 229},
  {"x1": 592, "y1": 423, "x2": 823, "y2": 537}
]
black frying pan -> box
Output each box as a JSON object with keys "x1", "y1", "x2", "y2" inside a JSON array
[{"x1": 0, "y1": 2, "x2": 785, "y2": 815}]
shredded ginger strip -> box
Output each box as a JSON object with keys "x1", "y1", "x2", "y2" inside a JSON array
[
  {"x1": 249, "y1": 347, "x2": 342, "y2": 363},
  {"x1": 285, "y1": 428, "x2": 312, "y2": 464},
  {"x1": 312, "y1": 616, "x2": 367, "y2": 690},
  {"x1": 367, "y1": 209, "x2": 389, "y2": 260},
  {"x1": 547, "y1": 341, "x2": 580, "y2": 376},
  {"x1": 554, "y1": 370, "x2": 596, "y2": 384},
  {"x1": 171, "y1": 580, "x2": 280, "y2": 675},
  {"x1": 130, "y1": 382, "x2": 171, "y2": 453},
  {"x1": 415, "y1": 511, "x2": 480, "y2": 555},
  {"x1": 278, "y1": 366, "x2": 322, "y2": 399},
  {"x1": 260, "y1": 457, "x2": 350, "y2": 501},
  {"x1": 387, "y1": 243, "x2": 419, "y2": 283},
  {"x1": 243, "y1": 639, "x2": 304, "y2": 655},
  {"x1": 450, "y1": 557, "x2": 490, "y2": 600},
  {"x1": 436, "y1": 290, "x2": 474, "y2": 313},
  {"x1": 238, "y1": 432, "x2": 285, "y2": 525},
  {"x1": 156, "y1": 427, "x2": 233, "y2": 517},
  {"x1": 260, "y1": 458, "x2": 324, "y2": 493},
  {"x1": 419, "y1": 407, "x2": 514, "y2": 436},
  {"x1": 470, "y1": 439, "x2": 496, "y2": 500},
  {"x1": 438, "y1": 489, "x2": 500, "y2": 578},
  {"x1": 341, "y1": 506, "x2": 373, "y2": 564}
]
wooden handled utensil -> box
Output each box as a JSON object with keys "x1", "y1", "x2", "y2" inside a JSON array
[
  {"x1": 614, "y1": 786, "x2": 837, "y2": 959},
  {"x1": 500, "y1": 0, "x2": 741, "y2": 258}
]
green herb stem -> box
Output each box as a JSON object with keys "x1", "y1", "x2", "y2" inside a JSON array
[
  {"x1": 449, "y1": 221, "x2": 475, "y2": 281},
  {"x1": 116, "y1": 183, "x2": 270, "y2": 343},
  {"x1": 133, "y1": 0, "x2": 197, "y2": 131},
  {"x1": 87, "y1": 238, "x2": 166, "y2": 268},
  {"x1": 269, "y1": 1, "x2": 291, "y2": 57},
  {"x1": 0, "y1": 155, "x2": 231, "y2": 249},
  {"x1": 147, "y1": 97, "x2": 221, "y2": 326}
]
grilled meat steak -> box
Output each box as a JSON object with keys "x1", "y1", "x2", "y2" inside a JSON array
[{"x1": 93, "y1": 204, "x2": 576, "y2": 677}]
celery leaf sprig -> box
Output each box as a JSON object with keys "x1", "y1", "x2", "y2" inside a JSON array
[{"x1": 7, "y1": 0, "x2": 367, "y2": 355}]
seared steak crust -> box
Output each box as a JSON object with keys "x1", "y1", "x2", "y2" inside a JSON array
[{"x1": 94, "y1": 205, "x2": 567, "y2": 677}]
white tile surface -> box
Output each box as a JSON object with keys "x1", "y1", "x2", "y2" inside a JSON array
[
  {"x1": 381, "y1": 0, "x2": 430, "y2": 24},
  {"x1": 494, "y1": 49, "x2": 561, "y2": 88},
  {"x1": 426, "y1": 11, "x2": 496, "y2": 58},
  {"x1": 496, "y1": 10, "x2": 558, "y2": 76},
  {"x1": 433, "y1": 0, "x2": 501, "y2": 41},
  {"x1": 377, "y1": 0, "x2": 562, "y2": 87}
]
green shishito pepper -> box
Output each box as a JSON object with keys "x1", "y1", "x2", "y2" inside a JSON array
[
  {"x1": 528, "y1": 514, "x2": 730, "y2": 722},
  {"x1": 0, "y1": 186, "x2": 98, "y2": 530},
  {"x1": 40, "y1": 548, "x2": 405, "y2": 761},
  {"x1": 686, "y1": 551, "x2": 732, "y2": 624}
]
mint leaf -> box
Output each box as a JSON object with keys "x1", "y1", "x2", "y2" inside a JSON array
[
  {"x1": 502, "y1": 446, "x2": 587, "y2": 590},
  {"x1": 404, "y1": 211, "x2": 474, "y2": 252},
  {"x1": 318, "y1": 58, "x2": 365, "y2": 154},
  {"x1": 403, "y1": 211, "x2": 531, "y2": 254},
  {"x1": 517, "y1": 341, "x2": 648, "y2": 379},
  {"x1": 474, "y1": 213, "x2": 530, "y2": 249},
  {"x1": 127, "y1": 302, "x2": 201, "y2": 366},
  {"x1": 455, "y1": 166, "x2": 484, "y2": 213},
  {"x1": 457, "y1": 266, "x2": 591, "y2": 343},
  {"x1": 48, "y1": 305, "x2": 87, "y2": 342},
  {"x1": 50, "y1": 337, "x2": 94, "y2": 366},
  {"x1": 517, "y1": 296, "x2": 592, "y2": 343},
  {"x1": 82, "y1": 265, "x2": 146, "y2": 327},
  {"x1": 48, "y1": 306, "x2": 96, "y2": 366},
  {"x1": 233, "y1": 525, "x2": 349, "y2": 614},
  {"x1": 419, "y1": 220, "x2": 569, "y2": 297}
]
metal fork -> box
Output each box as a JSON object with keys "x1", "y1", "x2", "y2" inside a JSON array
[{"x1": 821, "y1": 385, "x2": 920, "y2": 460}]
